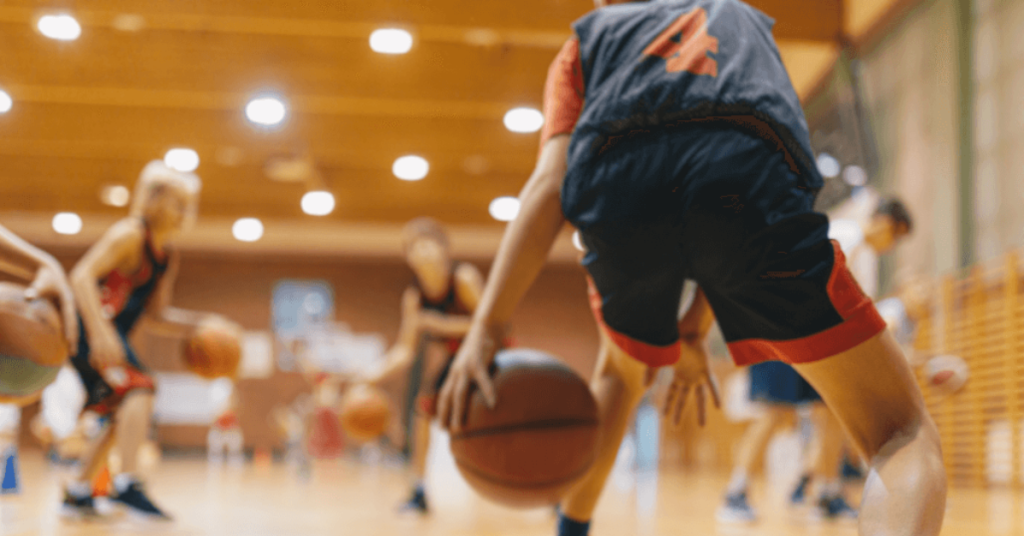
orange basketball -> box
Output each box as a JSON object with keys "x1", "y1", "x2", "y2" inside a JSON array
[
  {"x1": 184, "y1": 319, "x2": 241, "y2": 379},
  {"x1": 339, "y1": 384, "x2": 391, "y2": 441},
  {"x1": 449, "y1": 349, "x2": 600, "y2": 509},
  {"x1": 0, "y1": 282, "x2": 66, "y2": 405}
]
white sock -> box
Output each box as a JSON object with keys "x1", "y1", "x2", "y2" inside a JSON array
[
  {"x1": 113, "y1": 473, "x2": 137, "y2": 494},
  {"x1": 726, "y1": 468, "x2": 749, "y2": 495},
  {"x1": 67, "y1": 481, "x2": 91, "y2": 498}
]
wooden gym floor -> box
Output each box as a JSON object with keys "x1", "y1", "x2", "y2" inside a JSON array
[{"x1": 0, "y1": 439, "x2": 1019, "y2": 536}]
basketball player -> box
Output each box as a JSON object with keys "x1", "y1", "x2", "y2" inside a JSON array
[
  {"x1": 364, "y1": 217, "x2": 483, "y2": 514},
  {"x1": 438, "y1": 2, "x2": 946, "y2": 536},
  {"x1": 0, "y1": 224, "x2": 77, "y2": 355},
  {"x1": 62, "y1": 161, "x2": 237, "y2": 521},
  {"x1": 719, "y1": 197, "x2": 914, "y2": 523}
]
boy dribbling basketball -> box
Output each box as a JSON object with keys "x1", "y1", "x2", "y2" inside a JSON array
[
  {"x1": 61, "y1": 161, "x2": 239, "y2": 521},
  {"x1": 438, "y1": 2, "x2": 946, "y2": 536}
]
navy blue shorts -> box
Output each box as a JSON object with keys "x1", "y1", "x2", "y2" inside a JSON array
[
  {"x1": 749, "y1": 361, "x2": 821, "y2": 405},
  {"x1": 70, "y1": 317, "x2": 154, "y2": 412},
  {"x1": 565, "y1": 121, "x2": 886, "y2": 367}
]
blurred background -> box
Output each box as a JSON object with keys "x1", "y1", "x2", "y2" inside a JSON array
[{"x1": 0, "y1": 0, "x2": 1021, "y2": 515}]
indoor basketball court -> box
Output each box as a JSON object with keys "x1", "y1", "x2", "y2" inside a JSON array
[{"x1": 0, "y1": 0, "x2": 1022, "y2": 535}]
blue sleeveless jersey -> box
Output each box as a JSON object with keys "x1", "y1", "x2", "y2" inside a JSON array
[{"x1": 564, "y1": 0, "x2": 822, "y2": 211}]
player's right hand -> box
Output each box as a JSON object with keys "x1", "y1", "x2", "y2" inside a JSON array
[
  {"x1": 436, "y1": 322, "x2": 500, "y2": 434},
  {"x1": 89, "y1": 328, "x2": 127, "y2": 370}
]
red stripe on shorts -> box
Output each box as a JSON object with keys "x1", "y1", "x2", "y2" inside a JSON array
[
  {"x1": 586, "y1": 277, "x2": 681, "y2": 367},
  {"x1": 727, "y1": 240, "x2": 887, "y2": 366}
]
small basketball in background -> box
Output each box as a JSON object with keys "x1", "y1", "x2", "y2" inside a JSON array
[
  {"x1": 184, "y1": 318, "x2": 242, "y2": 379},
  {"x1": 925, "y1": 355, "x2": 969, "y2": 397},
  {"x1": 0, "y1": 282, "x2": 66, "y2": 405},
  {"x1": 339, "y1": 384, "x2": 391, "y2": 441}
]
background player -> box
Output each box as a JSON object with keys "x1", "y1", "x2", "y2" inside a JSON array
[
  {"x1": 363, "y1": 217, "x2": 483, "y2": 514},
  {"x1": 438, "y1": 2, "x2": 946, "y2": 536},
  {"x1": 62, "y1": 161, "x2": 240, "y2": 521}
]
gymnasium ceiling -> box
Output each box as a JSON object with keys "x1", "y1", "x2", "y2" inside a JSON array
[{"x1": 0, "y1": 0, "x2": 910, "y2": 260}]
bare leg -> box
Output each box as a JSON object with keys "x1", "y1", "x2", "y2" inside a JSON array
[
  {"x1": 115, "y1": 391, "x2": 154, "y2": 476},
  {"x1": 730, "y1": 406, "x2": 789, "y2": 481},
  {"x1": 806, "y1": 404, "x2": 846, "y2": 496},
  {"x1": 75, "y1": 422, "x2": 117, "y2": 484},
  {"x1": 560, "y1": 335, "x2": 650, "y2": 522},
  {"x1": 794, "y1": 331, "x2": 946, "y2": 536},
  {"x1": 411, "y1": 413, "x2": 431, "y2": 482}
]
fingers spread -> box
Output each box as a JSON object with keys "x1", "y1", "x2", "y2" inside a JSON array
[
  {"x1": 707, "y1": 373, "x2": 722, "y2": 409},
  {"x1": 450, "y1": 374, "x2": 469, "y2": 433}
]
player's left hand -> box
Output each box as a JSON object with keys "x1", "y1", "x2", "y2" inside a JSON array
[
  {"x1": 437, "y1": 322, "x2": 502, "y2": 433},
  {"x1": 26, "y1": 262, "x2": 78, "y2": 354},
  {"x1": 662, "y1": 343, "x2": 720, "y2": 428}
]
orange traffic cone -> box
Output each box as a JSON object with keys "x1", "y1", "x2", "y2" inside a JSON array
[{"x1": 92, "y1": 465, "x2": 111, "y2": 498}]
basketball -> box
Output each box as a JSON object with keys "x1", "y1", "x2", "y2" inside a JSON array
[
  {"x1": 184, "y1": 318, "x2": 242, "y2": 379},
  {"x1": 925, "y1": 354, "x2": 969, "y2": 397},
  {"x1": 449, "y1": 348, "x2": 600, "y2": 509},
  {"x1": 339, "y1": 384, "x2": 391, "y2": 441},
  {"x1": 0, "y1": 282, "x2": 66, "y2": 405}
]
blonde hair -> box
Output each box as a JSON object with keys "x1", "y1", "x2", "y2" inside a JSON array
[{"x1": 130, "y1": 160, "x2": 202, "y2": 228}]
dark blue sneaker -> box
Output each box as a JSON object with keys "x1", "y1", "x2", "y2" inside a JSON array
[
  {"x1": 110, "y1": 481, "x2": 172, "y2": 521},
  {"x1": 399, "y1": 487, "x2": 429, "y2": 515},
  {"x1": 60, "y1": 490, "x2": 99, "y2": 521},
  {"x1": 811, "y1": 494, "x2": 857, "y2": 522},
  {"x1": 790, "y1": 475, "x2": 811, "y2": 505},
  {"x1": 716, "y1": 491, "x2": 757, "y2": 523},
  {"x1": 841, "y1": 456, "x2": 865, "y2": 480}
]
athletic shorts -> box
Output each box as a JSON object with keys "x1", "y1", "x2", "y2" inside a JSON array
[
  {"x1": 70, "y1": 318, "x2": 155, "y2": 415},
  {"x1": 568, "y1": 123, "x2": 886, "y2": 368},
  {"x1": 748, "y1": 361, "x2": 821, "y2": 405}
]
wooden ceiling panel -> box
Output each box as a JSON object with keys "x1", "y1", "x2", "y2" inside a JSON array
[{"x1": 0, "y1": 0, "x2": 852, "y2": 238}]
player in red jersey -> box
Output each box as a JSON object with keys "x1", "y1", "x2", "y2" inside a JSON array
[{"x1": 62, "y1": 161, "x2": 240, "y2": 521}]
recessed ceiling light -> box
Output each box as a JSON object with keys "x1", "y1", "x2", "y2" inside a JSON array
[
  {"x1": 164, "y1": 148, "x2": 200, "y2": 173},
  {"x1": 489, "y1": 196, "x2": 521, "y2": 222},
  {"x1": 0, "y1": 90, "x2": 11, "y2": 114},
  {"x1": 38, "y1": 14, "x2": 81, "y2": 41},
  {"x1": 245, "y1": 96, "x2": 287, "y2": 126},
  {"x1": 301, "y1": 191, "x2": 335, "y2": 216},
  {"x1": 370, "y1": 29, "x2": 413, "y2": 54},
  {"x1": 101, "y1": 185, "x2": 131, "y2": 207},
  {"x1": 393, "y1": 156, "x2": 429, "y2": 181},
  {"x1": 504, "y1": 107, "x2": 544, "y2": 133},
  {"x1": 232, "y1": 218, "x2": 264, "y2": 242},
  {"x1": 52, "y1": 212, "x2": 83, "y2": 235}
]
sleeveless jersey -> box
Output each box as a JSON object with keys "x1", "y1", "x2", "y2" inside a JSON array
[
  {"x1": 564, "y1": 0, "x2": 823, "y2": 204},
  {"x1": 98, "y1": 221, "x2": 169, "y2": 335},
  {"x1": 412, "y1": 269, "x2": 468, "y2": 354}
]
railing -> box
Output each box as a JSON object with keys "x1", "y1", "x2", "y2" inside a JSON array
[{"x1": 913, "y1": 252, "x2": 1024, "y2": 487}]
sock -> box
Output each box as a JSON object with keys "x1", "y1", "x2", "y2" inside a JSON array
[
  {"x1": 557, "y1": 514, "x2": 591, "y2": 536},
  {"x1": 67, "y1": 481, "x2": 91, "y2": 498},
  {"x1": 726, "y1": 468, "x2": 749, "y2": 496},
  {"x1": 113, "y1": 473, "x2": 137, "y2": 494}
]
